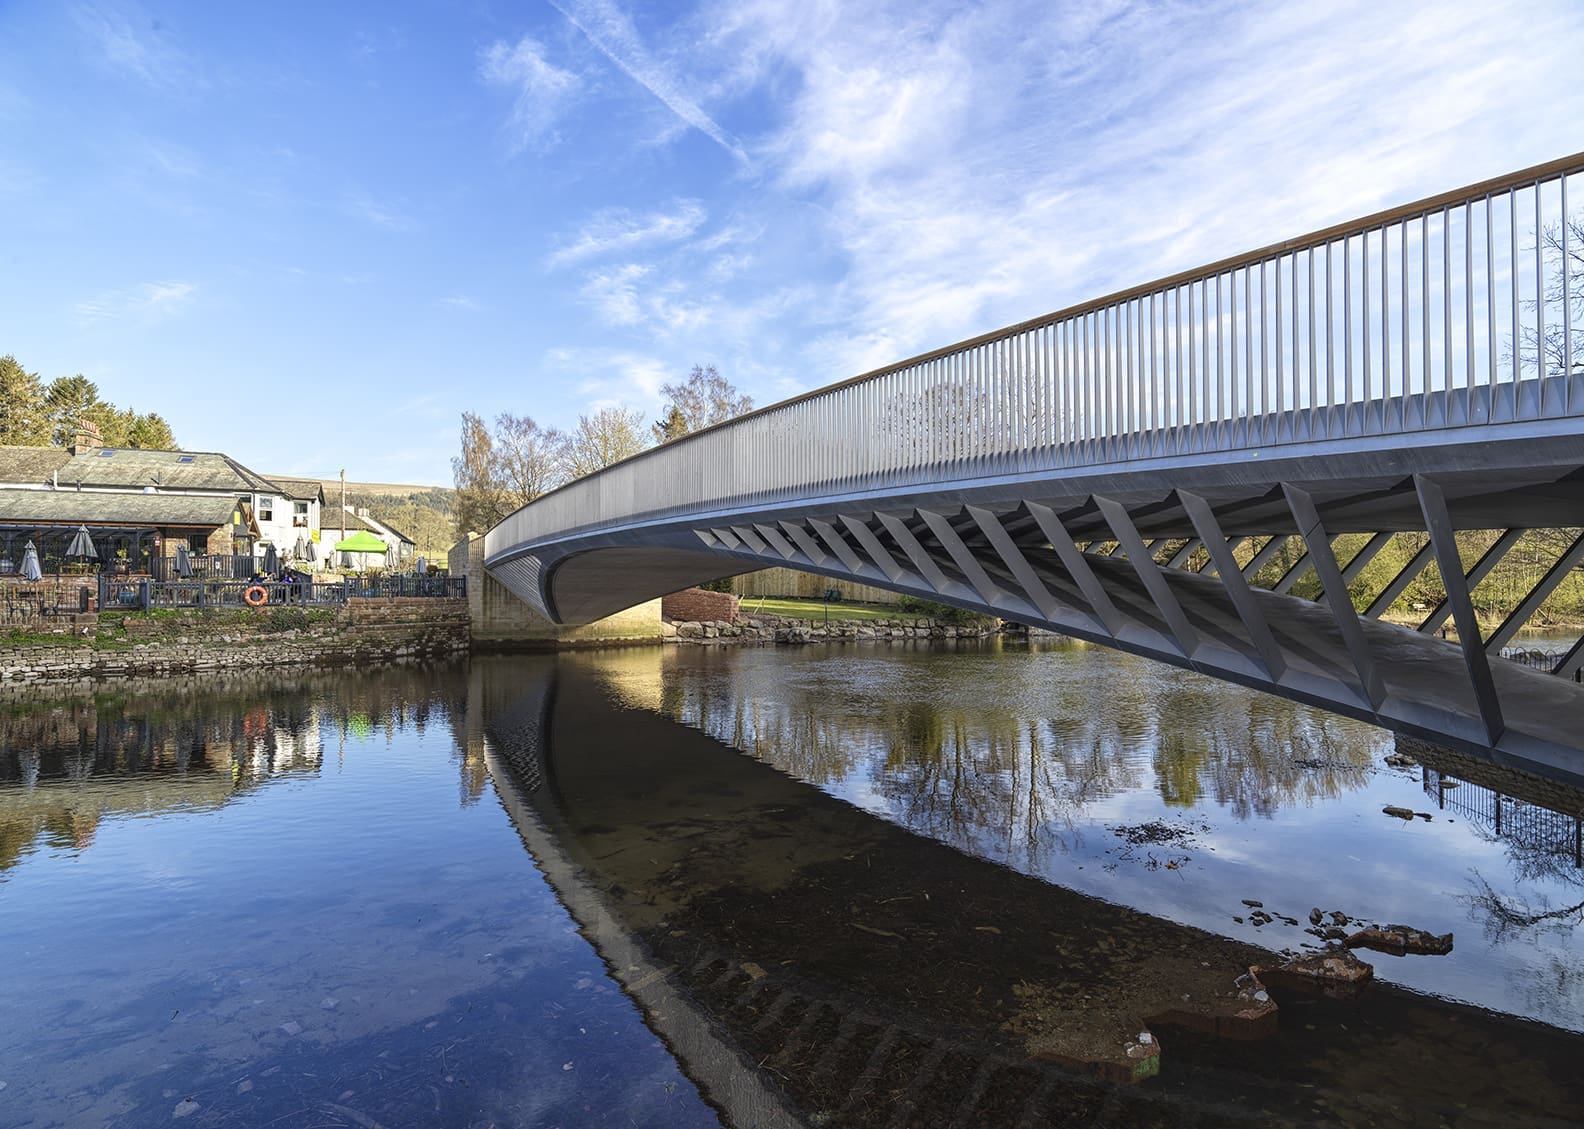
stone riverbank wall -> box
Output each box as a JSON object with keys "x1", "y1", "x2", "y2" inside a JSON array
[
  {"x1": 0, "y1": 598, "x2": 469, "y2": 689},
  {"x1": 667, "y1": 614, "x2": 1000, "y2": 644}
]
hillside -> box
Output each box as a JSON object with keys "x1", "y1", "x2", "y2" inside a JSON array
[{"x1": 315, "y1": 479, "x2": 456, "y2": 558}]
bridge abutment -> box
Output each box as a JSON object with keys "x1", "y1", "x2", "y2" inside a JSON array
[{"x1": 449, "y1": 533, "x2": 664, "y2": 650}]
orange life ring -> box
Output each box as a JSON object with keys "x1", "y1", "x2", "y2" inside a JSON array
[{"x1": 243, "y1": 584, "x2": 269, "y2": 608}]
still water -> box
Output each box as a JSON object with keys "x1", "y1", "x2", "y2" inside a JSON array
[{"x1": 2, "y1": 640, "x2": 1583, "y2": 1127}]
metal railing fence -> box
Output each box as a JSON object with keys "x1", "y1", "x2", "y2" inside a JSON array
[
  {"x1": 489, "y1": 152, "x2": 1584, "y2": 560},
  {"x1": 96, "y1": 575, "x2": 465, "y2": 611}
]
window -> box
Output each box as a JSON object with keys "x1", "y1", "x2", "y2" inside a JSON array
[
  {"x1": 97, "y1": 448, "x2": 114, "y2": 457},
  {"x1": 177, "y1": 455, "x2": 194, "y2": 464},
  {"x1": 293, "y1": 500, "x2": 309, "y2": 527},
  {"x1": 258, "y1": 496, "x2": 274, "y2": 522}
]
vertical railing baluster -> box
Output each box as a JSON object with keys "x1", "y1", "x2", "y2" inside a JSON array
[
  {"x1": 1465, "y1": 200, "x2": 1476, "y2": 424},
  {"x1": 1565, "y1": 173, "x2": 1574, "y2": 415},
  {"x1": 1486, "y1": 193, "x2": 1497, "y2": 423},
  {"x1": 1422, "y1": 213, "x2": 1431, "y2": 428},
  {"x1": 1537, "y1": 179, "x2": 1548, "y2": 416}
]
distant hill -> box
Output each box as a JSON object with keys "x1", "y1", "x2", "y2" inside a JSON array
[
  {"x1": 316, "y1": 479, "x2": 451, "y2": 500},
  {"x1": 315, "y1": 480, "x2": 456, "y2": 557}
]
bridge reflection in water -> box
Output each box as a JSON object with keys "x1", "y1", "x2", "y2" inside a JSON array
[{"x1": 476, "y1": 652, "x2": 1584, "y2": 1128}]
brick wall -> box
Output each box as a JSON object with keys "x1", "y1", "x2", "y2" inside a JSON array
[
  {"x1": 662, "y1": 588, "x2": 740, "y2": 622},
  {"x1": 730, "y1": 567, "x2": 902, "y2": 605}
]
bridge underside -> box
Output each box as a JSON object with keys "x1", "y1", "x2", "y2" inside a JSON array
[{"x1": 487, "y1": 432, "x2": 1584, "y2": 773}]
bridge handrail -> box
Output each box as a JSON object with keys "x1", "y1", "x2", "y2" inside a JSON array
[{"x1": 489, "y1": 152, "x2": 1584, "y2": 560}]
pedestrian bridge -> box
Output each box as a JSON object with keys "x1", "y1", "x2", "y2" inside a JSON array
[{"x1": 487, "y1": 153, "x2": 1584, "y2": 770}]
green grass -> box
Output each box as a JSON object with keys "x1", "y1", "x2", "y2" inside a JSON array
[
  {"x1": 1, "y1": 629, "x2": 89, "y2": 647},
  {"x1": 738, "y1": 596, "x2": 904, "y2": 622}
]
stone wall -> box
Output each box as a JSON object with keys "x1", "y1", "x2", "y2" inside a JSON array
[
  {"x1": 670, "y1": 614, "x2": 999, "y2": 644},
  {"x1": 1396, "y1": 735, "x2": 1584, "y2": 811},
  {"x1": 0, "y1": 598, "x2": 469, "y2": 689},
  {"x1": 449, "y1": 533, "x2": 664, "y2": 649},
  {"x1": 661, "y1": 587, "x2": 740, "y2": 623}
]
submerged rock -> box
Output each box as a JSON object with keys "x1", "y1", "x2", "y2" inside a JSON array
[
  {"x1": 1346, "y1": 925, "x2": 1454, "y2": 956},
  {"x1": 1253, "y1": 947, "x2": 1374, "y2": 999}
]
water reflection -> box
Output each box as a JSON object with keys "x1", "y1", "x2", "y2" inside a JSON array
[
  {"x1": 570, "y1": 641, "x2": 1584, "y2": 1034},
  {"x1": 0, "y1": 663, "x2": 715, "y2": 1129},
  {"x1": 8, "y1": 645, "x2": 1584, "y2": 1127},
  {"x1": 482, "y1": 653, "x2": 1584, "y2": 1127}
]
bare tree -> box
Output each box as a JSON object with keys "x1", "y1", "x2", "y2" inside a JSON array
[
  {"x1": 653, "y1": 364, "x2": 753, "y2": 442},
  {"x1": 451, "y1": 412, "x2": 510, "y2": 535},
  {"x1": 564, "y1": 405, "x2": 649, "y2": 478},
  {"x1": 494, "y1": 413, "x2": 567, "y2": 503},
  {"x1": 1519, "y1": 217, "x2": 1584, "y2": 379},
  {"x1": 451, "y1": 412, "x2": 571, "y2": 536}
]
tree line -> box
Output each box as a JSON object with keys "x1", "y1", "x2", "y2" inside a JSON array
[
  {"x1": 451, "y1": 364, "x2": 752, "y2": 536},
  {"x1": 0, "y1": 354, "x2": 177, "y2": 449}
]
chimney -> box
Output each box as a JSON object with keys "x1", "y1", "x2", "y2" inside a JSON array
[{"x1": 70, "y1": 418, "x2": 103, "y2": 456}]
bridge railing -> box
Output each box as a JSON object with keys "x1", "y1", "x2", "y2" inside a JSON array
[{"x1": 490, "y1": 153, "x2": 1584, "y2": 558}]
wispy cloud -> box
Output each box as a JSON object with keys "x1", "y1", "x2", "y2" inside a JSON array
[
  {"x1": 75, "y1": 280, "x2": 196, "y2": 325},
  {"x1": 479, "y1": 35, "x2": 580, "y2": 151},
  {"x1": 71, "y1": 1, "x2": 198, "y2": 90},
  {"x1": 579, "y1": 263, "x2": 650, "y2": 326},
  {"x1": 439, "y1": 294, "x2": 480, "y2": 310},
  {"x1": 543, "y1": 346, "x2": 674, "y2": 411},
  {"x1": 548, "y1": 200, "x2": 706, "y2": 267},
  {"x1": 547, "y1": 0, "x2": 748, "y2": 164},
  {"x1": 344, "y1": 192, "x2": 415, "y2": 232},
  {"x1": 701, "y1": 0, "x2": 1584, "y2": 381}
]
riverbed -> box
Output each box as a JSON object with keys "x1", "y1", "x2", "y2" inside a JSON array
[{"x1": 2, "y1": 642, "x2": 1582, "y2": 1126}]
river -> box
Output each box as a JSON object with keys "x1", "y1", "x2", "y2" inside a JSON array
[{"x1": 2, "y1": 641, "x2": 1583, "y2": 1126}]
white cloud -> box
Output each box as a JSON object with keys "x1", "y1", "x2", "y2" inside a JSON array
[
  {"x1": 345, "y1": 192, "x2": 415, "y2": 232},
  {"x1": 71, "y1": 1, "x2": 198, "y2": 90},
  {"x1": 479, "y1": 35, "x2": 580, "y2": 151},
  {"x1": 699, "y1": 0, "x2": 1584, "y2": 382},
  {"x1": 548, "y1": 0, "x2": 748, "y2": 164},
  {"x1": 75, "y1": 281, "x2": 196, "y2": 325},
  {"x1": 548, "y1": 201, "x2": 707, "y2": 267},
  {"x1": 440, "y1": 294, "x2": 480, "y2": 310},
  {"x1": 542, "y1": 347, "x2": 674, "y2": 410}
]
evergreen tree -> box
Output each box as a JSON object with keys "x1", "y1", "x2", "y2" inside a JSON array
[{"x1": 0, "y1": 355, "x2": 48, "y2": 445}]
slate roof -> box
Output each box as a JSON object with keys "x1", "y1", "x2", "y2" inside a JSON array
[
  {"x1": 0, "y1": 489, "x2": 239, "y2": 527},
  {"x1": 0, "y1": 446, "x2": 72, "y2": 486},
  {"x1": 63, "y1": 448, "x2": 277, "y2": 492},
  {"x1": 0, "y1": 445, "x2": 279, "y2": 494},
  {"x1": 264, "y1": 476, "x2": 326, "y2": 502}
]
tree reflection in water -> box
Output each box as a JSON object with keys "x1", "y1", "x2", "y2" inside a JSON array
[
  {"x1": 0, "y1": 663, "x2": 474, "y2": 880},
  {"x1": 636, "y1": 639, "x2": 1381, "y2": 869}
]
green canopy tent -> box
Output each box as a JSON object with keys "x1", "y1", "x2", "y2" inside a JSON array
[{"x1": 332, "y1": 529, "x2": 389, "y2": 571}]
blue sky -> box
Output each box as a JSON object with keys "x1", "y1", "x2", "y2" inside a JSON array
[{"x1": 1, "y1": 0, "x2": 1580, "y2": 487}]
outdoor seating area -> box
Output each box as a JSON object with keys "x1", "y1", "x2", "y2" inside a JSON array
[{"x1": 2, "y1": 579, "x2": 93, "y2": 627}]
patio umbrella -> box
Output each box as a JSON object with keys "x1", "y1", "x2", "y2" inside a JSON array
[
  {"x1": 66, "y1": 525, "x2": 97, "y2": 561},
  {"x1": 303, "y1": 537, "x2": 317, "y2": 563},
  {"x1": 331, "y1": 530, "x2": 388, "y2": 554},
  {"x1": 261, "y1": 544, "x2": 279, "y2": 574},
  {"x1": 20, "y1": 540, "x2": 41, "y2": 582},
  {"x1": 293, "y1": 534, "x2": 308, "y2": 562},
  {"x1": 175, "y1": 544, "x2": 193, "y2": 579}
]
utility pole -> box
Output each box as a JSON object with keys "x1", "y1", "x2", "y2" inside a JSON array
[{"x1": 340, "y1": 469, "x2": 347, "y2": 569}]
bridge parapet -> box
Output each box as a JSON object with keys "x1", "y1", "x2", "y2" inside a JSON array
[{"x1": 490, "y1": 152, "x2": 1584, "y2": 559}]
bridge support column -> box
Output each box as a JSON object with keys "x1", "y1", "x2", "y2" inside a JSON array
[{"x1": 448, "y1": 533, "x2": 665, "y2": 650}]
